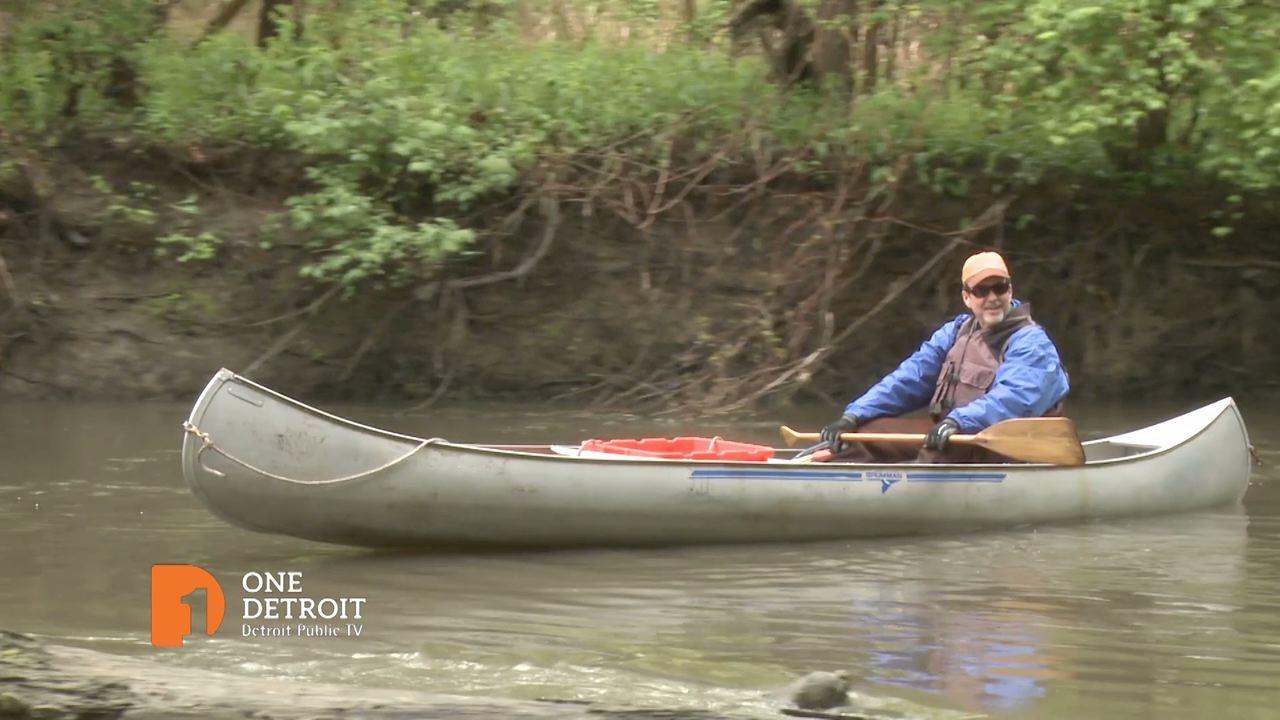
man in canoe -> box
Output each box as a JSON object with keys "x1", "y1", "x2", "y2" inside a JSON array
[{"x1": 819, "y1": 250, "x2": 1069, "y2": 463}]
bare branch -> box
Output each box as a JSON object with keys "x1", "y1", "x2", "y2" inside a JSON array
[
  {"x1": 243, "y1": 286, "x2": 338, "y2": 375},
  {"x1": 198, "y1": 0, "x2": 253, "y2": 44},
  {"x1": 0, "y1": 248, "x2": 17, "y2": 308}
]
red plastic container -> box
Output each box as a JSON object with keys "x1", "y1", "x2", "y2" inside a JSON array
[{"x1": 579, "y1": 436, "x2": 774, "y2": 462}]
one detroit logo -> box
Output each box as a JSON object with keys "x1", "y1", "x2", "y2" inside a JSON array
[
  {"x1": 150, "y1": 564, "x2": 225, "y2": 647},
  {"x1": 150, "y1": 564, "x2": 367, "y2": 646}
]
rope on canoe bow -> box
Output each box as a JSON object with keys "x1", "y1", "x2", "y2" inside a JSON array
[{"x1": 182, "y1": 421, "x2": 444, "y2": 485}]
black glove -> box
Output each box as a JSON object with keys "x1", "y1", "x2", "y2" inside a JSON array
[
  {"x1": 820, "y1": 415, "x2": 859, "y2": 454},
  {"x1": 923, "y1": 417, "x2": 960, "y2": 451}
]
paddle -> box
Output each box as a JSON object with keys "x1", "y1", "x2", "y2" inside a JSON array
[{"x1": 779, "y1": 417, "x2": 1085, "y2": 466}]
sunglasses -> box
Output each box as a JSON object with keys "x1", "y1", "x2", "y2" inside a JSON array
[{"x1": 964, "y1": 280, "x2": 1010, "y2": 298}]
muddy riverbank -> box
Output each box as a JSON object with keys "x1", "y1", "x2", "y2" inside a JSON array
[{"x1": 1, "y1": 143, "x2": 1276, "y2": 407}]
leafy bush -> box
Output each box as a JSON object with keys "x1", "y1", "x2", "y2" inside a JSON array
[
  {"x1": 3, "y1": 0, "x2": 1278, "y2": 290},
  {"x1": 287, "y1": 167, "x2": 475, "y2": 289},
  {"x1": 133, "y1": 7, "x2": 785, "y2": 289},
  {"x1": 0, "y1": 0, "x2": 159, "y2": 134}
]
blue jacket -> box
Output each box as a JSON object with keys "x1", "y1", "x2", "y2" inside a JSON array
[{"x1": 842, "y1": 300, "x2": 1069, "y2": 433}]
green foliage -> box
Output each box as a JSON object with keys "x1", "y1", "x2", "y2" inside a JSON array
[
  {"x1": 153, "y1": 193, "x2": 223, "y2": 262},
  {"x1": 157, "y1": 231, "x2": 222, "y2": 262},
  {"x1": 0, "y1": 0, "x2": 159, "y2": 133},
  {"x1": 91, "y1": 175, "x2": 158, "y2": 226},
  {"x1": 959, "y1": 0, "x2": 1280, "y2": 185},
  {"x1": 2, "y1": 0, "x2": 1278, "y2": 291},
  {"x1": 1200, "y1": 57, "x2": 1280, "y2": 190},
  {"x1": 132, "y1": 1, "x2": 779, "y2": 291},
  {"x1": 142, "y1": 290, "x2": 223, "y2": 324},
  {"x1": 139, "y1": 32, "x2": 277, "y2": 144},
  {"x1": 287, "y1": 168, "x2": 476, "y2": 289},
  {"x1": 0, "y1": 157, "x2": 19, "y2": 186}
]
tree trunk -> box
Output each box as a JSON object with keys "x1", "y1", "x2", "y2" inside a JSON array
[
  {"x1": 728, "y1": 0, "x2": 817, "y2": 88},
  {"x1": 1135, "y1": 107, "x2": 1169, "y2": 153},
  {"x1": 154, "y1": 0, "x2": 175, "y2": 26},
  {"x1": 681, "y1": 0, "x2": 697, "y2": 41},
  {"x1": 100, "y1": 3, "x2": 174, "y2": 108},
  {"x1": 550, "y1": 0, "x2": 573, "y2": 40},
  {"x1": 885, "y1": 4, "x2": 899, "y2": 84},
  {"x1": 940, "y1": 5, "x2": 956, "y2": 95},
  {"x1": 814, "y1": 0, "x2": 857, "y2": 93},
  {"x1": 780, "y1": 2, "x2": 817, "y2": 87},
  {"x1": 1109, "y1": 12, "x2": 1175, "y2": 169},
  {"x1": 516, "y1": 0, "x2": 538, "y2": 41},
  {"x1": 861, "y1": 0, "x2": 882, "y2": 93}
]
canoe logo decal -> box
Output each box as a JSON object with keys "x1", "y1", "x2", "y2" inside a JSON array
[{"x1": 866, "y1": 470, "x2": 903, "y2": 494}]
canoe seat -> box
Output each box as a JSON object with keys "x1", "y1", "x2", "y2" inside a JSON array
[{"x1": 1083, "y1": 441, "x2": 1161, "y2": 462}]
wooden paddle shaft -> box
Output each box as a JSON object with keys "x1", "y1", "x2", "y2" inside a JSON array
[
  {"x1": 834, "y1": 432, "x2": 978, "y2": 444},
  {"x1": 780, "y1": 418, "x2": 1086, "y2": 466},
  {"x1": 783, "y1": 431, "x2": 979, "y2": 445}
]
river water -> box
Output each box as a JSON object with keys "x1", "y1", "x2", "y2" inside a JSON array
[{"x1": 1, "y1": 396, "x2": 1277, "y2": 718}]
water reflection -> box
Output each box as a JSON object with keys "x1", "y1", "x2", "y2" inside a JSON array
[
  {"x1": 236, "y1": 510, "x2": 1252, "y2": 716},
  {"x1": 846, "y1": 511, "x2": 1248, "y2": 713}
]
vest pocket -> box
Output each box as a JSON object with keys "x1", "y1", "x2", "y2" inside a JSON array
[{"x1": 957, "y1": 364, "x2": 996, "y2": 390}]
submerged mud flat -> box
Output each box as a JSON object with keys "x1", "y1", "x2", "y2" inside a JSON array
[
  {"x1": 0, "y1": 632, "x2": 973, "y2": 720},
  {"x1": 0, "y1": 631, "x2": 722, "y2": 720}
]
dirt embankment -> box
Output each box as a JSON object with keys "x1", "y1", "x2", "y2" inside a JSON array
[{"x1": 1, "y1": 141, "x2": 1276, "y2": 407}]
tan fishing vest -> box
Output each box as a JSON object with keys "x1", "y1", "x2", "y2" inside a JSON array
[{"x1": 929, "y1": 315, "x2": 1046, "y2": 420}]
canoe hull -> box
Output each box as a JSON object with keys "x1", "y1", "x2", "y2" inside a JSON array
[{"x1": 182, "y1": 369, "x2": 1252, "y2": 547}]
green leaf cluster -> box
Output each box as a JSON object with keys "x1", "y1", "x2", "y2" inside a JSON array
[
  {"x1": 287, "y1": 167, "x2": 475, "y2": 289},
  {"x1": 963, "y1": 0, "x2": 1280, "y2": 185},
  {"x1": 156, "y1": 194, "x2": 222, "y2": 263},
  {"x1": 0, "y1": 0, "x2": 159, "y2": 134},
  {"x1": 2, "y1": 0, "x2": 1278, "y2": 289},
  {"x1": 131, "y1": 1, "x2": 782, "y2": 289}
]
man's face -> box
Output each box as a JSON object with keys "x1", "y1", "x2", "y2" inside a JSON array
[{"x1": 962, "y1": 277, "x2": 1013, "y2": 327}]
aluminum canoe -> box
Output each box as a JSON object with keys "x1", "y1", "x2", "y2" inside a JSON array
[{"x1": 181, "y1": 369, "x2": 1253, "y2": 547}]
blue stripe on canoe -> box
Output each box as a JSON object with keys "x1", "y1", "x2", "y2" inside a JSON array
[
  {"x1": 689, "y1": 469, "x2": 864, "y2": 481},
  {"x1": 907, "y1": 472, "x2": 1006, "y2": 483}
]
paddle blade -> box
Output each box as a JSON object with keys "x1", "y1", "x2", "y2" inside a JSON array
[
  {"x1": 972, "y1": 417, "x2": 1085, "y2": 466},
  {"x1": 779, "y1": 426, "x2": 810, "y2": 447}
]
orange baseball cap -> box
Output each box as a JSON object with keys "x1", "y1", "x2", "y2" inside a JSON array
[{"x1": 962, "y1": 251, "x2": 1010, "y2": 287}]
